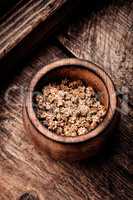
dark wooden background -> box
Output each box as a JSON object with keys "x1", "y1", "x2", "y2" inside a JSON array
[
  {"x1": 0, "y1": 0, "x2": 133, "y2": 199},
  {"x1": 0, "y1": 0, "x2": 20, "y2": 17}
]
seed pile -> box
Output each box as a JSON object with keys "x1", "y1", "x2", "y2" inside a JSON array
[{"x1": 34, "y1": 80, "x2": 106, "y2": 137}]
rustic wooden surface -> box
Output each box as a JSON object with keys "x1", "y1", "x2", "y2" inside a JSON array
[
  {"x1": 0, "y1": 0, "x2": 133, "y2": 199},
  {"x1": 0, "y1": 41, "x2": 67, "y2": 200},
  {"x1": 58, "y1": 0, "x2": 133, "y2": 105},
  {"x1": 0, "y1": 0, "x2": 79, "y2": 61}
]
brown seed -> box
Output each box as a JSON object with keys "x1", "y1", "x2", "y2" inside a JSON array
[
  {"x1": 78, "y1": 127, "x2": 88, "y2": 135},
  {"x1": 35, "y1": 80, "x2": 106, "y2": 137}
]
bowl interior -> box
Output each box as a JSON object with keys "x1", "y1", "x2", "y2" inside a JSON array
[{"x1": 33, "y1": 66, "x2": 109, "y2": 110}]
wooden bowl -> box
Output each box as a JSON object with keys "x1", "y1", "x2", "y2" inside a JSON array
[{"x1": 23, "y1": 58, "x2": 118, "y2": 161}]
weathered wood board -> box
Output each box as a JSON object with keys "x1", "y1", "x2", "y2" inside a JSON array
[
  {"x1": 0, "y1": 0, "x2": 70, "y2": 58},
  {"x1": 0, "y1": 0, "x2": 79, "y2": 61},
  {"x1": 58, "y1": 0, "x2": 133, "y2": 106}
]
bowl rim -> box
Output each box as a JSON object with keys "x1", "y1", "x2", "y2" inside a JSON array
[{"x1": 25, "y1": 58, "x2": 117, "y2": 144}]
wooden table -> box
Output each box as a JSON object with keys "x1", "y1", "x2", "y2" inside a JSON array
[{"x1": 0, "y1": 0, "x2": 132, "y2": 199}]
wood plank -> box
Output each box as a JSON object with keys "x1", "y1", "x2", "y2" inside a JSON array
[
  {"x1": 58, "y1": 0, "x2": 133, "y2": 106},
  {"x1": 0, "y1": 0, "x2": 60, "y2": 59},
  {"x1": 0, "y1": 0, "x2": 79, "y2": 79},
  {"x1": 0, "y1": 39, "x2": 132, "y2": 200}
]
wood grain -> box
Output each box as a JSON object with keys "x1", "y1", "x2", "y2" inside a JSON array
[
  {"x1": 0, "y1": 41, "x2": 67, "y2": 200},
  {"x1": 58, "y1": 0, "x2": 133, "y2": 105},
  {"x1": 0, "y1": 39, "x2": 132, "y2": 200},
  {"x1": 0, "y1": 0, "x2": 80, "y2": 61}
]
